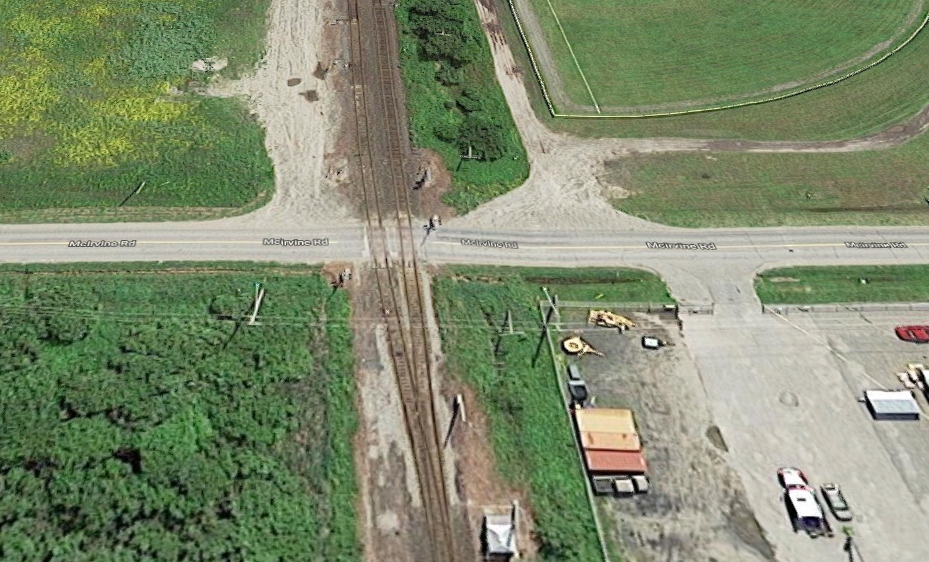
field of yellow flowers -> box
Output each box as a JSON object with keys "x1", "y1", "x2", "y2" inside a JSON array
[{"x1": 0, "y1": 0, "x2": 271, "y2": 218}]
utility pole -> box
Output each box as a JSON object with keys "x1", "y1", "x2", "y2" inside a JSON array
[
  {"x1": 444, "y1": 394, "x2": 466, "y2": 447},
  {"x1": 248, "y1": 283, "x2": 265, "y2": 326},
  {"x1": 541, "y1": 287, "x2": 559, "y2": 328}
]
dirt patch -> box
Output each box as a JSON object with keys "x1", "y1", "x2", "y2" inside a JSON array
[
  {"x1": 287, "y1": 77, "x2": 302, "y2": 86},
  {"x1": 350, "y1": 266, "x2": 425, "y2": 562},
  {"x1": 301, "y1": 90, "x2": 320, "y2": 102},
  {"x1": 706, "y1": 425, "x2": 729, "y2": 452},
  {"x1": 727, "y1": 496, "x2": 777, "y2": 561},
  {"x1": 765, "y1": 277, "x2": 800, "y2": 283},
  {"x1": 411, "y1": 148, "x2": 456, "y2": 220},
  {"x1": 313, "y1": 61, "x2": 329, "y2": 80}
]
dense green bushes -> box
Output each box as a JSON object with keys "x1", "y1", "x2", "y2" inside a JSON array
[
  {"x1": 0, "y1": 267, "x2": 360, "y2": 561},
  {"x1": 397, "y1": 0, "x2": 528, "y2": 213}
]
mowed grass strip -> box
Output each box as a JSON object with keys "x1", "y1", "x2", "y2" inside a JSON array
[
  {"x1": 755, "y1": 265, "x2": 929, "y2": 304},
  {"x1": 531, "y1": 0, "x2": 920, "y2": 108},
  {"x1": 0, "y1": 1, "x2": 273, "y2": 216},
  {"x1": 604, "y1": 127, "x2": 929, "y2": 227},
  {"x1": 433, "y1": 266, "x2": 672, "y2": 561},
  {"x1": 501, "y1": 0, "x2": 929, "y2": 139},
  {"x1": 0, "y1": 263, "x2": 360, "y2": 560}
]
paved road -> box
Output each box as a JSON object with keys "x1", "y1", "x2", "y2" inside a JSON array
[{"x1": 3, "y1": 221, "x2": 928, "y2": 272}]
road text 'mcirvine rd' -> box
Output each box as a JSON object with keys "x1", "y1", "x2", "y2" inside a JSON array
[{"x1": 436, "y1": 241, "x2": 919, "y2": 250}]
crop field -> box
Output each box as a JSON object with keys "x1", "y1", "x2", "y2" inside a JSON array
[
  {"x1": 0, "y1": 263, "x2": 359, "y2": 561},
  {"x1": 755, "y1": 265, "x2": 929, "y2": 304},
  {"x1": 0, "y1": 0, "x2": 273, "y2": 221},
  {"x1": 498, "y1": 0, "x2": 929, "y2": 140},
  {"x1": 604, "y1": 127, "x2": 929, "y2": 227},
  {"x1": 432, "y1": 267, "x2": 672, "y2": 561}
]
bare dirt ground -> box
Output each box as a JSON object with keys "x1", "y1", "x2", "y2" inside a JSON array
[
  {"x1": 560, "y1": 309, "x2": 776, "y2": 562},
  {"x1": 350, "y1": 266, "x2": 427, "y2": 562},
  {"x1": 208, "y1": 0, "x2": 354, "y2": 225},
  {"x1": 451, "y1": 0, "x2": 929, "y2": 234},
  {"x1": 413, "y1": 149, "x2": 457, "y2": 220}
]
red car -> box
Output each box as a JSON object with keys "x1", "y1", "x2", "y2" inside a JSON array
[{"x1": 896, "y1": 326, "x2": 929, "y2": 343}]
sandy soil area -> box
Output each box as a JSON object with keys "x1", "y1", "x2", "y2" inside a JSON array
[{"x1": 209, "y1": 0, "x2": 354, "y2": 226}]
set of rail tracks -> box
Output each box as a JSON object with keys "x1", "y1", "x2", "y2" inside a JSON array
[{"x1": 347, "y1": 0, "x2": 461, "y2": 560}]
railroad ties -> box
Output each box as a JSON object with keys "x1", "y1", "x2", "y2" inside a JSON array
[{"x1": 348, "y1": 1, "x2": 461, "y2": 561}]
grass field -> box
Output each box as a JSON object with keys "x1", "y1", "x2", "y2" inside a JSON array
[
  {"x1": 0, "y1": 263, "x2": 359, "y2": 560},
  {"x1": 396, "y1": 0, "x2": 528, "y2": 214},
  {"x1": 526, "y1": 0, "x2": 922, "y2": 110},
  {"x1": 604, "y1": 129, "x2": 929, "y2": 227},
  {"x1": 0, "y1": 1, "x2": 274, "y2": 220},
  {"x1": 755, "y1": 265, "x2": 929, "y2": 304},
  {"x1": 432, "y1": 266, "x2": 672, "y2": 561},
  {"x1": 496, "y1": 0, "x2": 929, "y2": 141}
]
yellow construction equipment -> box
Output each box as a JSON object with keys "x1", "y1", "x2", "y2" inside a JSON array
[
  {"x1": 562, "y1": 336, "x2": 603, "y2": 357},
  {"x1": 588, "y1": 310, "x2": 636, "y2": 331}
]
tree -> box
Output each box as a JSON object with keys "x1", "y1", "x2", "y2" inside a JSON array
[
  {"x1": 408, "y1": 0, "x2": 480, "y2": 68},
  {"x1": 458, "y1": 112, "x2": 507, "y2": 161}
]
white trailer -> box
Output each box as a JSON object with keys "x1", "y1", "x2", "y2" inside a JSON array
[{"x1": 786, "y1": 486, "x2": 832, "y2": 538}]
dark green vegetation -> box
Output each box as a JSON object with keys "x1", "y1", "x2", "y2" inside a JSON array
[
  {"x1": 0, "y1": 263, "x2": 359, "y2": 561},
  {"x1": 433, "y1": 267, "x2": 672, "y2": 561},
  {"x1": 496, "y1": 0, "x2": 929, "y2": 140},
  {"x1": 755, "y1": 265, "x2": 929, "y2": 304},
  {"x1": 397, "y1": 0, "x2": 528, "y2": 213},
  {"x1": 0, "y1": 1, "x2": 273, "y2": 221},
  {"x1": 604, "y1": 130, "x2": 929, "y2": 227},
  {"x1": 528, "y1": 0, "x2": 919, "y2": 108}
]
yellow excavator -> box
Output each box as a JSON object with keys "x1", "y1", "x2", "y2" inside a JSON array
[
  {"x1": 588, "y1": 310, "x2": 636, "y2": 332},
  {"x1": 562, "y1": 336, "x2": 603, "y2": 357}
]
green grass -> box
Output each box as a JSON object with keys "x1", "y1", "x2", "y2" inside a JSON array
[
  {"x1": 603, "y1": 129, "x2": 929, "y2": 227},
  {"x1": 432, "y1": 266, "x2": 673, "y2": 561},
  {"x1": 0, "y1": 0, "x2": 274, "y2": 219},
  {"x1": 756, "y1": 265, "x2": 929, "y2": 304},
  {"x1": 396, "y1": 0, "x2": 529, "y2": 214},
  {"x1": 528, "y1": 0, "x2": 920, "y2": 109},
  {"x1": 497, "y1": 0, "x2": 929, "y2": 140},
  {"x1": 0, "y1": 262, "x2": 360, "y2": 561}
]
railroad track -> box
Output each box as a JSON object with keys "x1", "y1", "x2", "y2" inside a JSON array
[{"x1": 347, "y1": 1, "x2": 461, "y2": 561}]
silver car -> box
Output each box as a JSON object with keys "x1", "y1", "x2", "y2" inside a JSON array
[{"x1": 820, "y1": 483, "x2": 852, "y2": 521}]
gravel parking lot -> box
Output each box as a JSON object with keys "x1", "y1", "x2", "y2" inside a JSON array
[
  {"x1": 680, "y1": 309, "x2": 929, "y2": 562},
  {"x1": 559, "y1": 308, "x2": 775, "y2": 562}
]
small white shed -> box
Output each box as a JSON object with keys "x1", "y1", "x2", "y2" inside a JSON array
[
  {"x1": 864, "y1": 390, "x2": 921, "y2": 420},
  {"x1": 484, "y1": 514, "x2": 516, "y2": 559}
]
